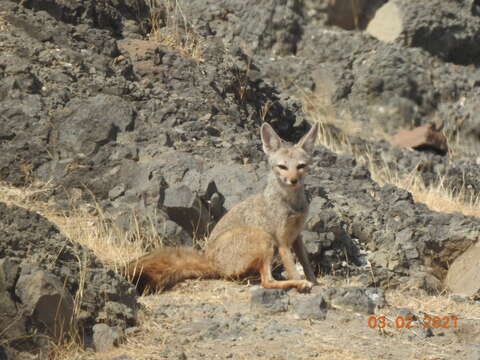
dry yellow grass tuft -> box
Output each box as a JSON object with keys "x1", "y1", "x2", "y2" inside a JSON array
[
  {"x1": 387, "y1": 289, "x2": 480, "y2": 320},
  {"x1": 0, "y1": 182, "x2": 154, "y2": 270},
  {"x1": 147, "y1": 0, "x2": 205, "y2": 61},
  {"x1": 369, "y1": 164, "x2": 480, "y2": 218}
]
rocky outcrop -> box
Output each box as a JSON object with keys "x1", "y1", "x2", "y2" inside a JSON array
[
  {"x1": 0, "y1": 202, "x2": 138, "y2": 356},
  {"x1": 1, "y1": 0, "x2": 480, "y2": 316},
  {"x1": 367, "y1": 0, "x2": 480, "y2": 65}
]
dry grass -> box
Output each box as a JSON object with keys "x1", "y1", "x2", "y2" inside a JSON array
[
  {"x1": 367, "y1": 162, "x2": 480, "y2": 218},
  {"x1": 147, "y1": 0, "x2": 204, "y2": 61},
  {"x1": 387, "y1": 289, "x2": 480, "y2": 320},
  {"x1": 303, "y1": 91, "x2": 480, "y2": 219},
  {"x1": 0, "y1": 182, "x2": 157, "y2": 269},
  {"x1": 0, "y1": 181, "x2": 165, "y2": 358},
  {"x1": 302, "y1": 91, "x2": 362, "y2": 143}
]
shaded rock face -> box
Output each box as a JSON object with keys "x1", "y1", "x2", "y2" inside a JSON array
[
  {"x1": 13, "y1": 0, "x2": 149, "y2": 38},
  {"x1": 0, "y1": 202, "x2": 138, "y2": 354}
]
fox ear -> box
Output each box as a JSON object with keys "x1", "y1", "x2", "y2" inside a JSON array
[
  {"x1": 296, "y1": 123, "x2": 318, "y2": 153},
  {"x1": 261, "y1": 123, "x2": 283, "y2": 155}
]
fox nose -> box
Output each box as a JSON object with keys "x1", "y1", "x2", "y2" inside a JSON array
[{"x1": 290, "y1": 178, "x2": 298, "y2": 185}]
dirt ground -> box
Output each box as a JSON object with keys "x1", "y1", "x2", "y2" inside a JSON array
[{"x1": 77, "y1": 279, "x2": 480, "y2": 360}]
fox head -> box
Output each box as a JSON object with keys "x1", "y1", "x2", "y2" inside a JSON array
[{"x1": 260, "y1": 123, "x2": 318, "y2": 189}]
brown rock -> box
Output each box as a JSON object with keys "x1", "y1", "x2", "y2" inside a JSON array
[{"x1": 391, "y1": 123, "x2": 448, "y2": 155}]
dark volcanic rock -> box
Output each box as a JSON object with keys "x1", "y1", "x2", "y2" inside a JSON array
[
  {"x1": 2, "y1": 0, "x2": 480, "y2": 300},
  {"x1": 0, "y1": 202, "x2": 138, "y2": 354},
  {"x1": 0, "y1": 0, "x2": 303, "y2": 240},
  {"x1": 367, "y1": 0, "x2": 480, "y2": 65},
  {"x1": 307, "y1": 147, "x2": 480, "y2": 289},
  {"x1": 16, "y1": 0, "x2": 149, "y2": 37},
  {"x1": 182, "y1": 0, "x2": 304, "y2": 56}
]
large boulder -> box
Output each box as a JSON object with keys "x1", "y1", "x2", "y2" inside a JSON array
[
  {"x1": 367, "y1": 0, "x2": 480, "y2": 65},
  {"x1": 0, "y1": 202, "x2": 138, "y2": 355}
]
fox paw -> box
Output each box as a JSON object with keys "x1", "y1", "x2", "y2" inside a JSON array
[{"x1": 296, "y1": 280, "x2": 313, "y2": 293}]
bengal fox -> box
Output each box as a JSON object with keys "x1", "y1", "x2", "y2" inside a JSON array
[{"x1": 126, "y1": 122, "x2": 319, "y2": 293}]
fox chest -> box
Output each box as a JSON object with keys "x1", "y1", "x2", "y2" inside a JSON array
[{"x1": 275, "y1": 211, "x2": 306, "y2": 246}]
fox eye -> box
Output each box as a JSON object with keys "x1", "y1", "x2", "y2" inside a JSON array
[
  {"x1": 277, "y1": 164, "x2": 288, "y2": 170},
  {"x1": 297, "y1": 164, "x2": 307, "y2": 170}
]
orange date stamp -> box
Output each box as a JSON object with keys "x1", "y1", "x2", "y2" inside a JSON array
[{"x1": 368, "y1": 315, "x2": 458, "y2": 329}]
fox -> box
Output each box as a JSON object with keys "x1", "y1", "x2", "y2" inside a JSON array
[{"x1": 126, "y1": 122, "x2": 319, "y2": 293}]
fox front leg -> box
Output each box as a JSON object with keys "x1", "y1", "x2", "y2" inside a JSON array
[{"x1": 293, "y1": 235, "x2": 317, "y2": 284}]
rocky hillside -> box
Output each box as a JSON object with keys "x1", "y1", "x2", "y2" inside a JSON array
[{"x1": 1, "y1": 0, "x2": 480, "y2": 358}]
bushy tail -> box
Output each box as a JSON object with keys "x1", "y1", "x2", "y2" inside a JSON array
[{"x1": 125, "y1": 247, "x2": 219, "y2": 294}]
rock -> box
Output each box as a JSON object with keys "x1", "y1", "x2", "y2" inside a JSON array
[
  {"x1": 445, "y1": 241, "x2": 480, "y2": 297},
  {"x1": 92, "y1": 324, "x2": 121, "y2": 352},
  {"x1": 0, "y1": 259, "x2": 24, "y2": 346},
  {"x1": 202, "y1": 163, "x2": 266, "y2": 211},
  {"x1": 250, "y1": 288, "x2": 290, "y2": 314},
  {"x1": 54, "y1": 94, "x2": 135, "y2": 158},
  {"x1": 19, "y1": 0, "x2": 149, "y2": 37},
  {"x1": 293, "y1": 294, "x2": 328, "y2": 320},
  {"x1": 406, "y1": 272, "x2": 443, "y2": 293},
  {"x1": 365, "y1": 0, "x2": 405, "y2": 42},
  {"x1": 325, "y1": 0, "x2": 387, "y2": 30},
  {"x1": 0, "y1": 202, "x2": 138, "y2": 355},
  {"x1": 306, "y1": 148, "x2": 480, "y2": 288},
  {"x1": 15, "y1": 264, "x2": 75, "y2": 341},
  {"x1": 316, "y1": 287, "x2": 385, "y2": 314},
  {"x1": 162, "y1": 185, "x2": 211, "y2": 239},
  {"x1": 183, "y1": 0, "x2": 304, "y2": 55},
  {"x1": 366, "y1": 0, "x2": 480, "y2": 65},
  {"x1": 391, "y1": 123, "x2": 448, "y2": 155}
]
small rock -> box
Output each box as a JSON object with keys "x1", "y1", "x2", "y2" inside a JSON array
[
  {"x1": 15, "y1": 264, "x2": 74, "y2": 341},
  {"x1": 294, "y1": 295, "x2": 328, "y2": 320},
  {"x1": 250, "y1": 288, "x2": 289, "y2": 314},
  {"x1": 92, "y1": 324, "x2": 121, "y2": 352},
  {"x1": 319, "y1": 287, "x2": 385, "y2": 314},
  {"x1": 162, "y1": 185, "x2": 210, "y2": 238},
  {"x1": 109, "y1": 184, "x2": 126, "y2": 201}
]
